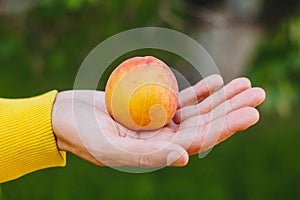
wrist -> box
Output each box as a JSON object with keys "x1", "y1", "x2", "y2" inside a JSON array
[
  {"x1": 52, "y1": 91, "x2": 85, "y2": 155},
  {"x1": 52, "y1": 92, "x2": 71, "y2": 152}
]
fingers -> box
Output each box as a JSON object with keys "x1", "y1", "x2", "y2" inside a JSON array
[
  {"x1": 178, "y1": 74, "x2": 223, "y2": 109},
  {"x1": 132, "y1": 142, "x2": 189, "y2": 167},
  {"x1": 174, "y1": 77, "x2": 252, "y2": 123},
  {"x1": 99, "y1": 139, "x2": 189, "y2": 167},
  {"x1": 200, "y1": 107, "x2": 260, "y2": 152},
  {"x1": 174, "y1": 107, "x2": 260, "y2": 155},
  {"x1": 177, "y1": 87, "x2": 266, "y2": 126}
]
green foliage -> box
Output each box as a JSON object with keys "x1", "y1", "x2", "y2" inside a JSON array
[
  {"x1": 0, "y1": 186, "x2": 5, "y2": 200},
  {"x1": 0, "y1": 0, "x2": 189, "y2": 98},
  {"x1": 39, "y1": 0, "x2": 100, "y2": 10},
  {"x1": 248, "y1": 15, "x2": 300, "y2": 117},
  {"x1": 0, "y1": 0, "x2": 174, "y2": 96}
]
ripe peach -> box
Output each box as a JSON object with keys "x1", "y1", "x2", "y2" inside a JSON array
[{"x1": 105, "y1": 56, "x2": 178, "y2": 131}]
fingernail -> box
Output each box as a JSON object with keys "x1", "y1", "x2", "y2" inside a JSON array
[{"x1": 167, "y1": 151, "x2": 180, "y2": 166}]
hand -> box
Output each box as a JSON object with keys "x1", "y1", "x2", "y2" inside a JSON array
[
  {"x1": 52, "y1": 75, "x2": 265, "y2": 168},
  {"x1": 157, "y1": 75, "x2": 266, "y2": 155}
]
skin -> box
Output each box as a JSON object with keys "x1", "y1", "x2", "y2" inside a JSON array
[{"x1": 52, "y1": 74, "x2": 266, "y2": 167}]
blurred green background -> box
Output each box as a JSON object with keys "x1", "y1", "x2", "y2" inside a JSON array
[{"x1": 1, "y1": 0, "x2": 300, "y2": 199}]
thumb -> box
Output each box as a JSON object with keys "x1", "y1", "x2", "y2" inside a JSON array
[{"x1": 107, "y1": 140, "x2": 189, "y2": 168}]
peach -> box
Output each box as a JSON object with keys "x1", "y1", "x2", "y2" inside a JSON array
[{"x1": 105, "y1": 56, "x2": 178, "y2": 131}]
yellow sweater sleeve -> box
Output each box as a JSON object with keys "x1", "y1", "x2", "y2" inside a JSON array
[{"x1": 0, "y1": 91, "x2": 66, "y2": 183}]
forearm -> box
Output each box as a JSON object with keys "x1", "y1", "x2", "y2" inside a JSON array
[{"x1": 0, "y1": 91, "x2": 66, "y2": 183}]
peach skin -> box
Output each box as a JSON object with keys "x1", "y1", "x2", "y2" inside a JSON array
[{"x1": 105, "y1": 56, "x2": 178, "y2": 131}]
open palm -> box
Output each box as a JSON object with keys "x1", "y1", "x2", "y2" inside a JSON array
[{"x1": 52, "y1": 75, "x2": 265, "y2": 167}]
